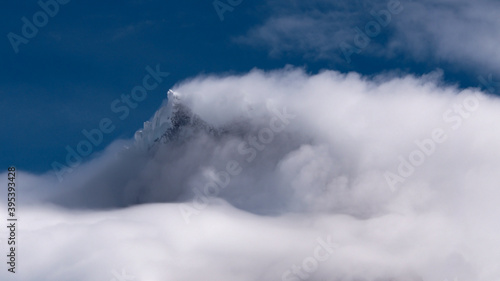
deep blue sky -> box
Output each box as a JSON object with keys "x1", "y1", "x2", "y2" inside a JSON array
[{"x1": 1, "y1": 0, "x2": 495, "y2": 174}]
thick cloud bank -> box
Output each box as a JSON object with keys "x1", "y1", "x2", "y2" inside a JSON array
[{"x1": 2, "y1": 68, "x2": 500, "y2": 281}]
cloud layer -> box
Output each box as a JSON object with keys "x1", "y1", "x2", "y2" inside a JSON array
[
  {"x1": 239, "y1": 0, "x2": 500, "y2": 74},
  {"x1": 2, "y1": 68, "x2": 500, "y2": 281}
]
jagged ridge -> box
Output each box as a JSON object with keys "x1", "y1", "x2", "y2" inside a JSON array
[{"x1": 133, "y1": 90, "x2": 220, "y2": 150}]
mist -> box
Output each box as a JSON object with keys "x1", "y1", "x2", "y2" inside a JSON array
[{"x1": 1, "y1": 68, "x2": 499, "y2": 281}]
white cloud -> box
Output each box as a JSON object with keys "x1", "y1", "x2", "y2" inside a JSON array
[
  {"x1": 238, "y1": 0, "x2": 500, "y2": 74},
  {"x1": 1, "y1": 68, "x2": 500, "y2": 280}
]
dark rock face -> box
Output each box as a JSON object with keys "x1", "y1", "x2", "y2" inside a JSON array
[{"x1": 153, "y1": 100, "x2": 221, "y2": 145}]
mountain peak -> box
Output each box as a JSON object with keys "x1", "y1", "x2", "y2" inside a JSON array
[{"x1": 133, "y1": 90, "x2": 217, "y2": 151}]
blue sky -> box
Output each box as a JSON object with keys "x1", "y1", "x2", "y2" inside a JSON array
[
  {"x1": 1, "y1": 0, "x2": 499, "y2": 174},
  {"x1": 4, "y1": 1, "x2": 500, "y2": 280}
]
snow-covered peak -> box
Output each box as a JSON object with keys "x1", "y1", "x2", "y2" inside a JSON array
[
  {"x1": 133, "y1": 90, "x2": 217, "y2": 150},
  {"x1": 133, "y1": 90, "x2": 179, "y2": 150}
]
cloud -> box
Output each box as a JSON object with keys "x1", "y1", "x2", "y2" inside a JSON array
[
  {"x1": 237, "y1": 0, "x2": 500, "y2": 74},
  {"x1": 2, "y1": 68, "x2": 500, "y2": 280},
  {"x1": 111, "y1": 20, "x2": 154, "y2": 41}
]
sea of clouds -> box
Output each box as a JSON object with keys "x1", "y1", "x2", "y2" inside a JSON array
[{"x1": 1, "y1": 68, "x2": 499, "y2": 281}]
